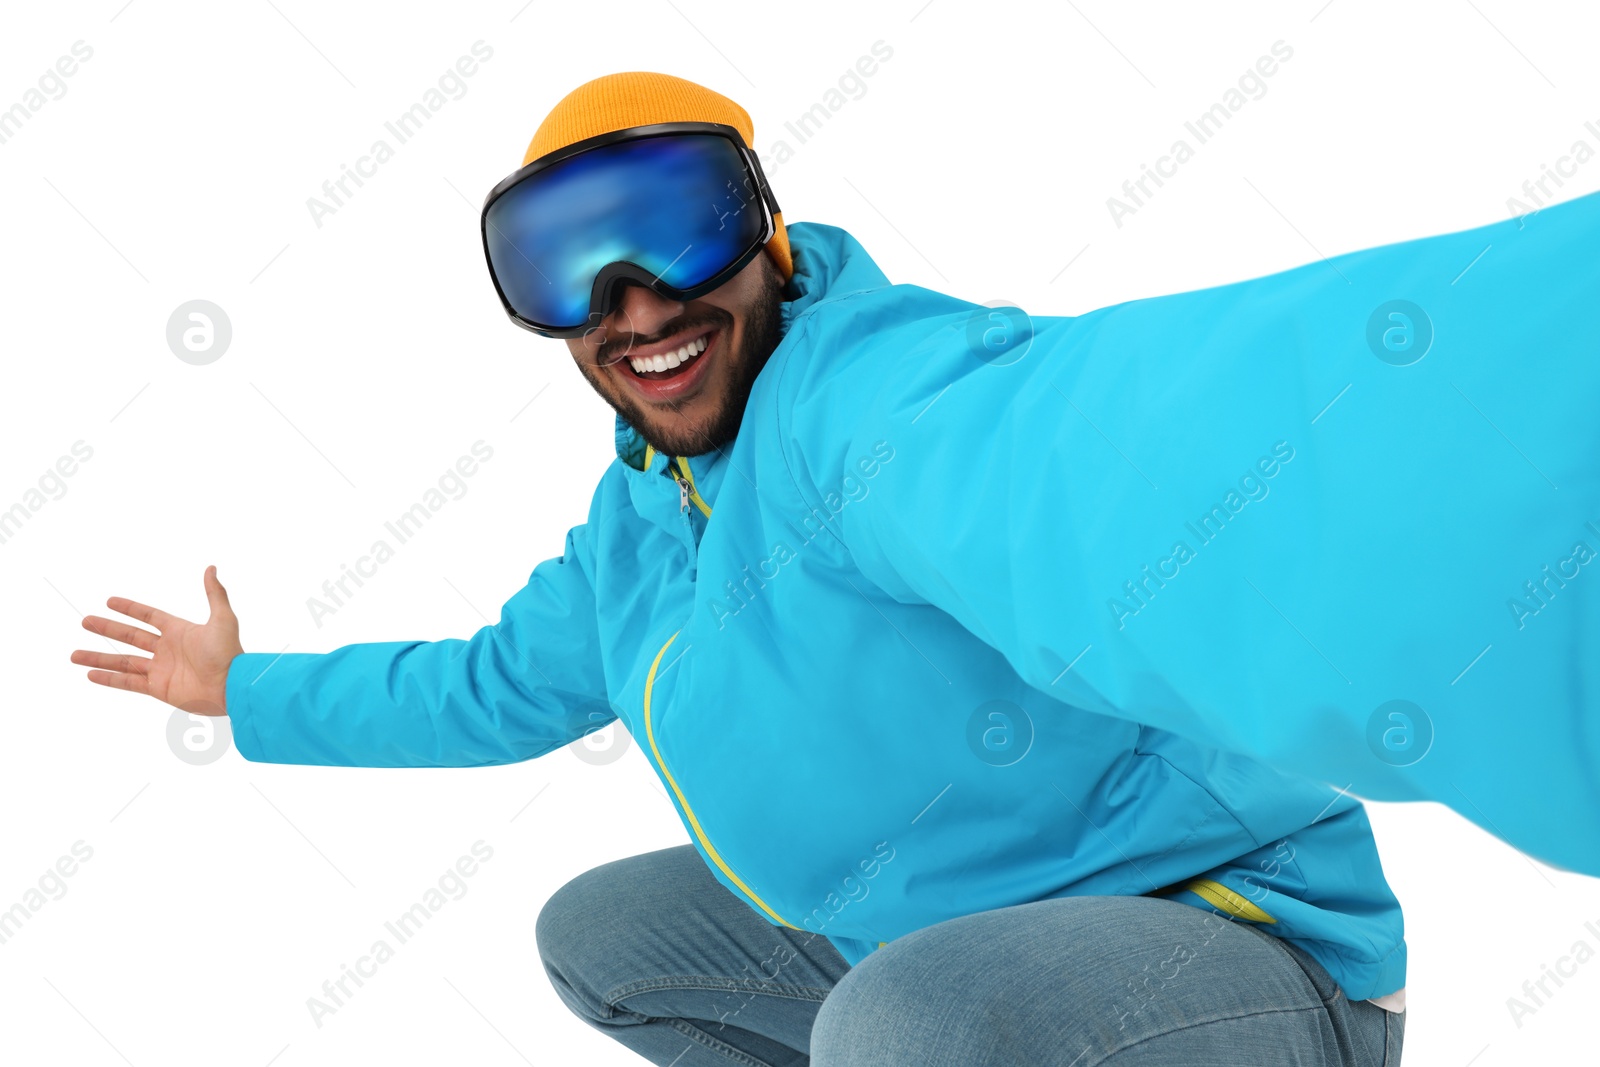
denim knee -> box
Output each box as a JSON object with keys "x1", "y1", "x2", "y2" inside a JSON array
[
  {"x1": 808, "y1": 948, "x2": 894, "y2": 1066},
  {"x1": 809, "y1": 938, "x2": 1020, "y2": 1067},
  {"x1": 535, "y1": 862, "x2": 618, "y2": 1022}
]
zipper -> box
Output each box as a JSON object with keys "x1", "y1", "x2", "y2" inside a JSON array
[
  {"x1": 672, "y1": 455, "x2": 713, "y2": 571},
  {"x1": 642, "y1": 630, "x2": 796, "y2": 928},
  {"x1": 673, "y1": 456, "x2": 713, "y2": 518},
  {"x1": 675, "y1": 474, "x2": 698, "y2": 570}
]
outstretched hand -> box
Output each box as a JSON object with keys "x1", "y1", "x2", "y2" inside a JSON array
[{"x1": 71, "y1": 565, "x2": 244, "y2": 715}]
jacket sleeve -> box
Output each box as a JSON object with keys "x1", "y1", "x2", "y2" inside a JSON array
[
  {"x1": 780, "y1": 191, "x2": 1600, "y2": 875},
  {"x1": 225, "y1": 523, "x2": 609, "y2": 767}
]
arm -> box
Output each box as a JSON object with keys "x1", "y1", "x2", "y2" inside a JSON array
[
  {"x1": 227, "y1": 522, "x2": 608, "y2": 768},
  {"x1": 781, "y1": 191, "x2": 1600, "y2": 874}
]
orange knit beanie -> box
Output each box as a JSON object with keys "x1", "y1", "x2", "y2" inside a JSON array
[{"x1": 522, "y1": 72, "x2": 793, "y2": 281}]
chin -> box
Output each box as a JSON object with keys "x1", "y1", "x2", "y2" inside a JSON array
[{"x1": 646, "y1": 423, "x2": 719, "y2": 457}]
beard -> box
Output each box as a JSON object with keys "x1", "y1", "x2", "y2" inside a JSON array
[{"x1": 578, "y1": 255, "x2": 787, "y2": 458}]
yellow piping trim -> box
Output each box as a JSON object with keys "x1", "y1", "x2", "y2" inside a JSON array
[
  {"x1": 1180, "y1": 878, "x2": 1277, "y2": 923},
  {"x1": 643, "y1": 630, "x2": 793, "y2": 927},
  {"x1": 673, "y1": 456, "x2": 713, "y2": 518},
  {"x1": 642, "y1": 444, "x2": 655, "y2": 470}
]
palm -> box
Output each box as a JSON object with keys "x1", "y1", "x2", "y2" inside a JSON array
[
  {"x1": 72, "y1": 565, "x2": 243, "y2": 714},
  {"x1": 147, "y1": 616, "x2": 220, "y2": 706}
]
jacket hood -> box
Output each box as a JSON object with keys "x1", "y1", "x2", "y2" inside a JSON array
[{"x1": 612, "y1": 221, "x2": 892, "y2": 464}]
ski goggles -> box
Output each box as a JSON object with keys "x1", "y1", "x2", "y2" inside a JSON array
[{"x1": 480, "y1": 121, "x2": 782, "y2": 339}]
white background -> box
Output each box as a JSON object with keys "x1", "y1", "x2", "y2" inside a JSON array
[{"x1": 3, "y1": 1, "x2": 1599, "y2": 1064}]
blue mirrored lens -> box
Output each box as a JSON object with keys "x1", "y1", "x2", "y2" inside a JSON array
[{"x1": 485, "y1": 133, "x2": 767, "y2": 330}]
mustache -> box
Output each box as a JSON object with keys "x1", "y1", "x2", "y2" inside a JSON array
[{"x1": 594, "y1": 311, "x2": 730, "y2": 365}]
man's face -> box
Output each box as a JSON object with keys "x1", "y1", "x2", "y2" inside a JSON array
[{"x1": 565, "y1": 251, "x2": 786, "y2": 458}]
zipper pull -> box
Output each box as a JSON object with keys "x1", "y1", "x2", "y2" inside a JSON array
[{"x1": 674, "y1": 472, "x2": 699, "y2": 573}]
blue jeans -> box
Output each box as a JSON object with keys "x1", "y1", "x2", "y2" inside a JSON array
[{"x1": 536, "y1": 845, "x2": 1405, "y2": 1066}]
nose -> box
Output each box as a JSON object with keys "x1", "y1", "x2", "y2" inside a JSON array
[{"x1": 605, "y1": 280, "x2": 685, "y2": 342}]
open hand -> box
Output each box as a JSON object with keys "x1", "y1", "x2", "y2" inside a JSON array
[{"x1": 71, "y1": 565, "x2": 244, "y2": 715}]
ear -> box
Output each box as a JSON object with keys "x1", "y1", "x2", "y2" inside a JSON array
[{"x1": 766, "y1": 249, "x2": 795, "y2": 300}]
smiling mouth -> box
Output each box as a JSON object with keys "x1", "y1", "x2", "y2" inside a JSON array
[{"x1": 625, "y1": 331, "x2": 711, "y2": 380}]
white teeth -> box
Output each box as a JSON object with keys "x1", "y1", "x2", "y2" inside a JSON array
[{"x1": 629, "y1": 334, "x2": 710, "y2": 375}]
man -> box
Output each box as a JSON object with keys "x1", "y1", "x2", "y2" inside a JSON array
[{"x1": 74, "y1": 71, "x2": 1600, "y2": 1064}]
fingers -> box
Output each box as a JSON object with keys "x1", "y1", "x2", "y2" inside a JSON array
[
  {"x1": 105, "y1": 595, "x2": 177, "y2": 631},
  {"x1": 83, "y1": 668, "x2": 151, "y2": 695},
  {"x1": 71, "y1": 649, "x2": 152, "y2": 676},
  {"x1": 204, "y1": 564, "x2": 235, "y2": 621},
  {"x1": 73, "y1": 648, "x2": 152, "y2": 695},
  {"x1": 80, "y1": 614, "x2": 159, "y2": 653}
]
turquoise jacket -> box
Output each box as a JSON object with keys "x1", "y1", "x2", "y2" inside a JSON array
[{"x1": 228, "y1": 191, "x2": 1600, "y2": 1002}]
